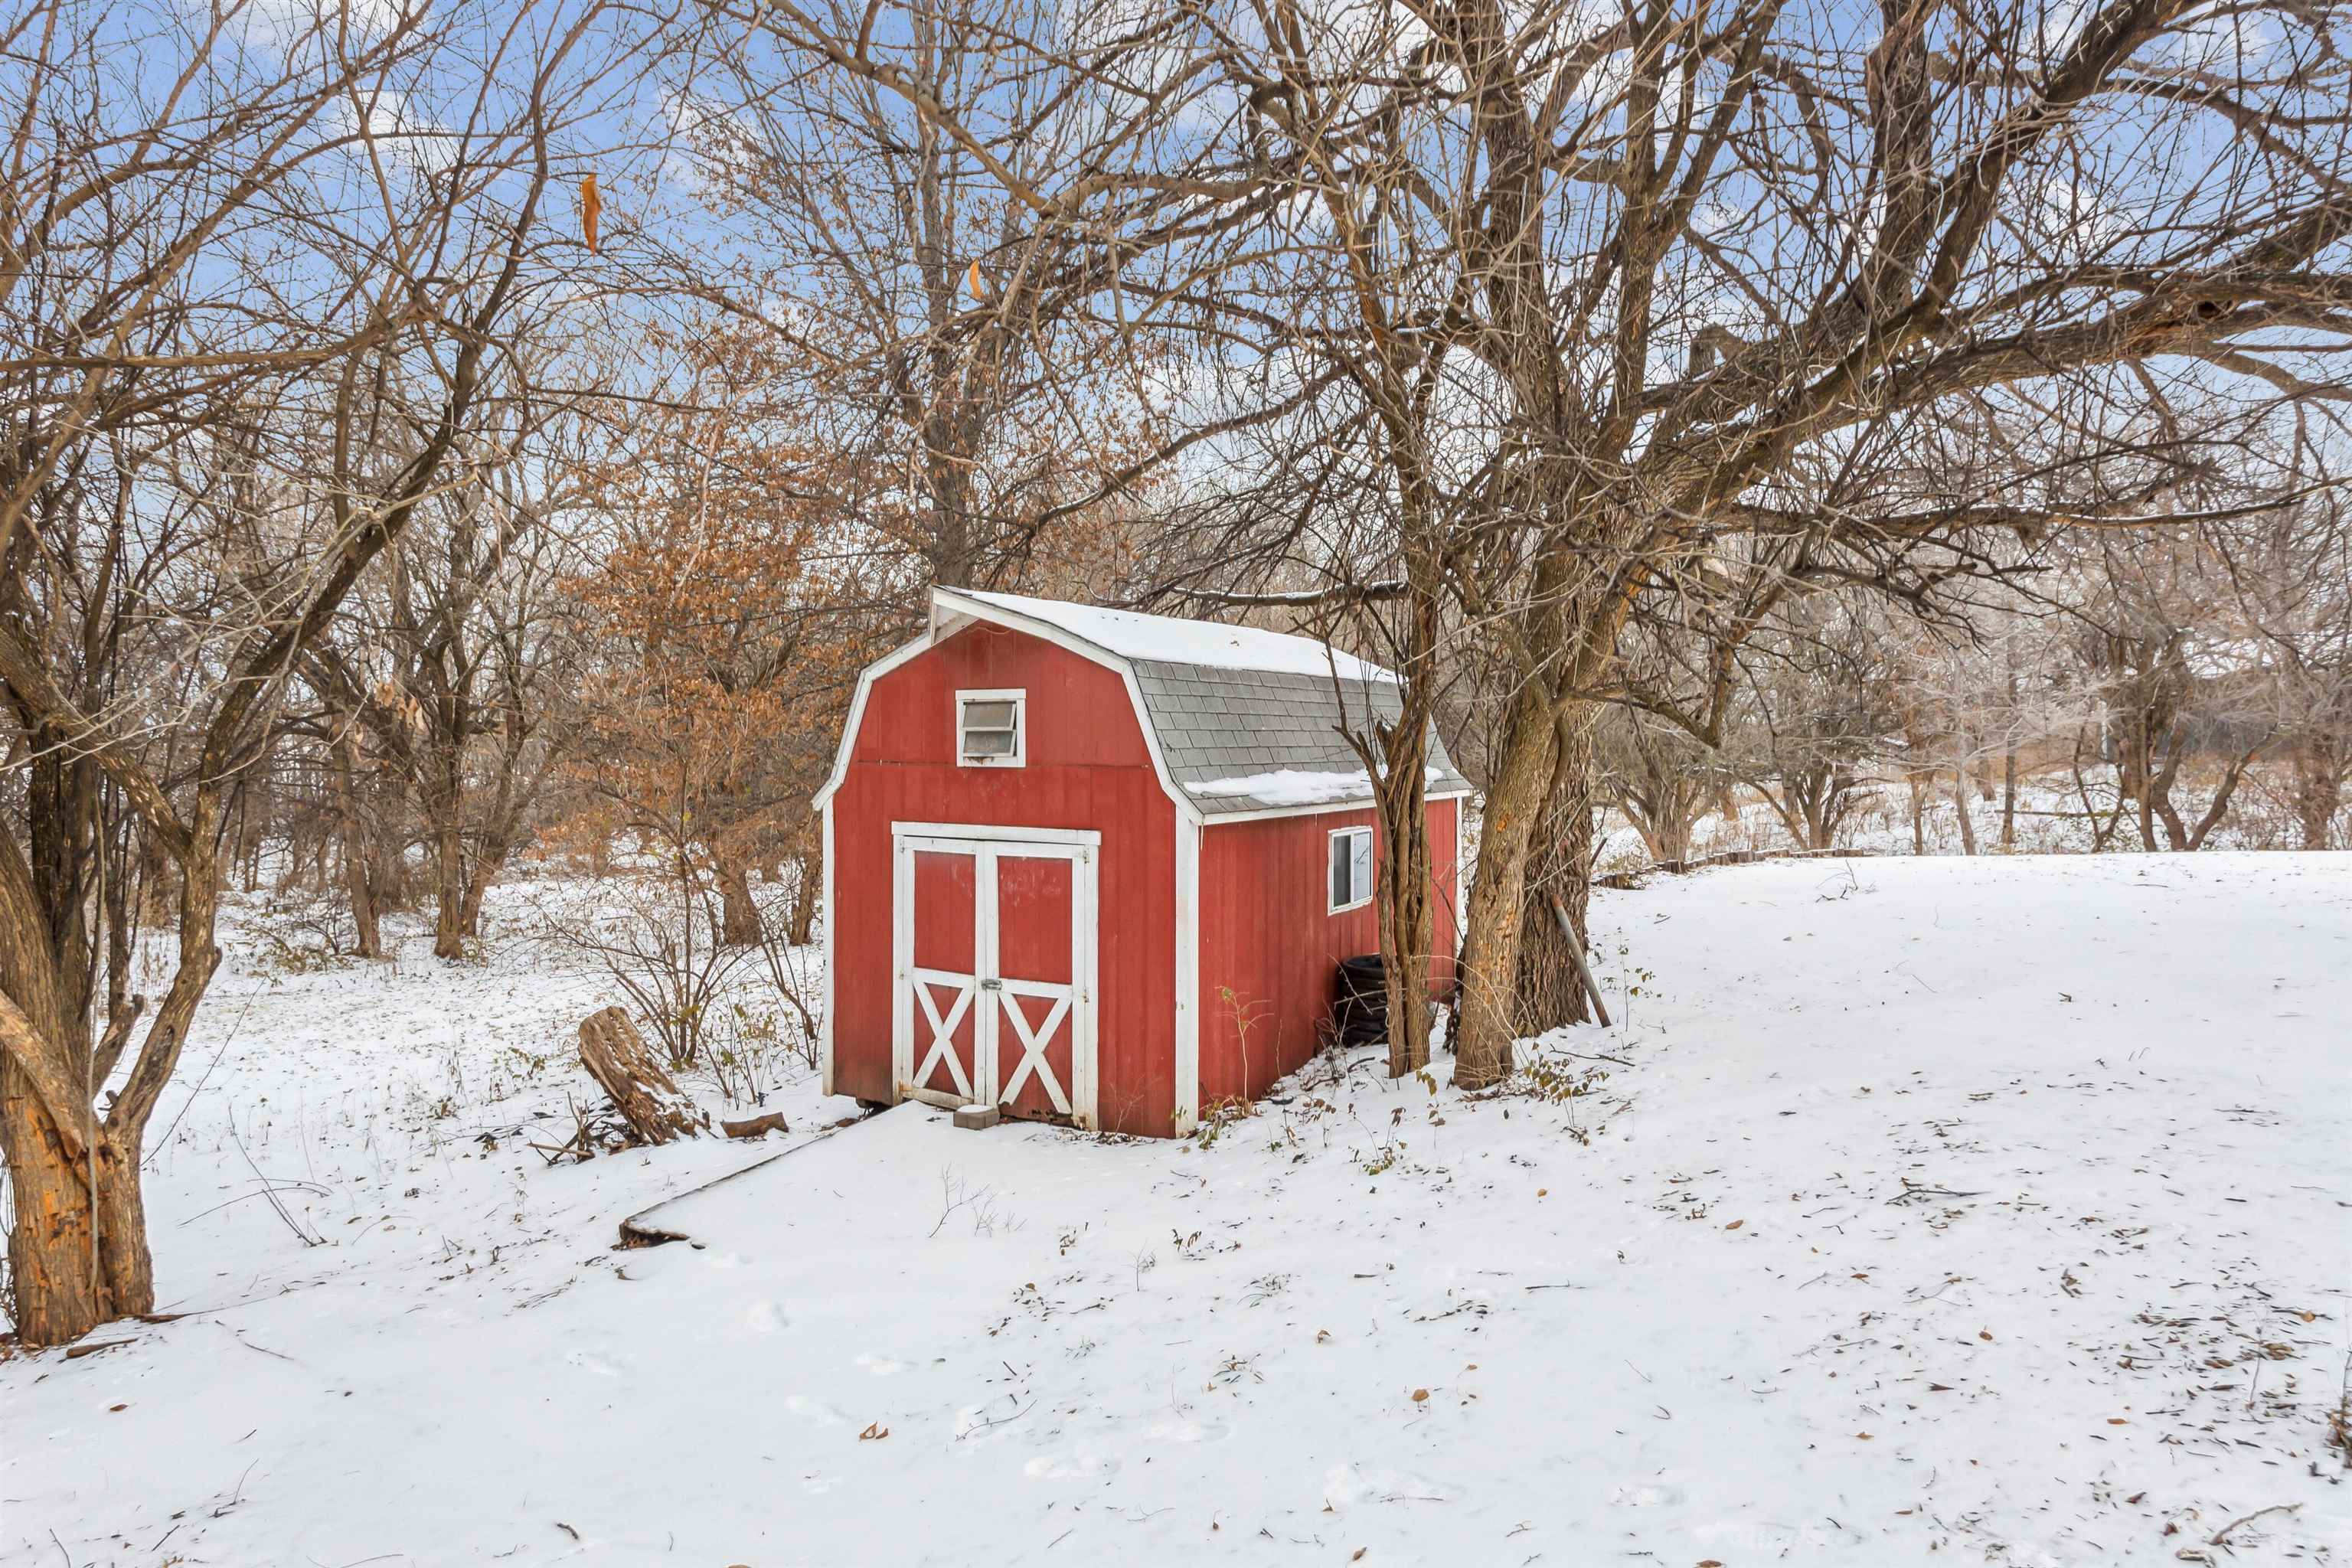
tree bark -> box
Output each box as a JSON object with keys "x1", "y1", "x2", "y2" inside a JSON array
[
  {"x1": 432, "y1": 818, "x2": 467, "y2": 959},
  {"x1": 2001, "y1": 749, "x2": 2018, "y2": 851},
  {"x1": 1, "y1": 834, "x2": 218, "y2": 1344},
  {"x1": 333, "y1": 728, "x2": 383, "y2": 959},
  {"x1": 0, "y1": 1057, "x2": 106, "y2": 1343},
  {"x1": 1455, "y1": 686, "x2": 1607, "y2": 1087},
  {"x1": 1371, "y1": 715, "x2": 1432, "y2": 1080},
  {"x1": 1451, "y1": 681, "x2": 1560, "y2": 1089},
  {"x1": 1514, "y1": 714, "x2": 1596, "y2": 1034},
  {"x1": 2290, "y1": 737, "x2": 2345, "y2": 849},
  {"x1": 456, "y1": 845, "x2": 505, "y2": 942},
  {"x1": 785, "y1": 842, "x2": 821, "y2": 947},
  {"x1": 578, "y1": 1007, "x2": 704, "y2": 1144},
  {"x1": 714, "y1": 855, "x2": 763, "y2": 947}
]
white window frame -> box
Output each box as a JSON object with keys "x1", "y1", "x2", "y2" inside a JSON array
[
  {"x1": 1327, "y1": 825, "x2": 1374, "y2": 914},
  {"x1": 955, "y1": 688, "x2": 1026, "y2": 768}
]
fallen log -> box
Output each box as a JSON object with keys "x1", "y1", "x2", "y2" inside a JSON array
[
  {"x1": 720, "y1": 1110, "x2": 789, "y2": 1139},
  {"x1": 577, "y1": 1008, "x2": 705, "y2": 1145}
]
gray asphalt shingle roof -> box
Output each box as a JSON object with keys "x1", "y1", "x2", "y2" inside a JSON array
[{"x1": 1132, "y1": 662, "x2": 1470, "y2": 815}]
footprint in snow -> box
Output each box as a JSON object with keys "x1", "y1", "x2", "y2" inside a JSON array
[
  {"x1": 1609, "y1": 1482, "x2": 1684, "y2": 1508},
  {"x1": 854, "y1": 1351, "x2": 910, "y2": 1376},
  {"x1": 745, "y1": 1299, "x2": 789, "y2": 1332},
  {"x1": 784, "y1": 1394, "x2": 850, "y2": 1426},
  {"x1": 1023, "y1": 1453, "x2": 1121, "y2": 1480},
  {"x1": 1323, "y1": 1464, "x2": 1457, "y2": 1508},
  {"x1": 565, "y1": 1348, "x2": 624, "y2": 1378}
]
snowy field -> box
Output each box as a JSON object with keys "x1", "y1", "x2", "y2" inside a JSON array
[
  {"x1": 1589, "y1": 773, "x2": 2328, "y2": 875},
  {"x1": 5, "y1": 854, "x2": 2347, "y2": 1566}
]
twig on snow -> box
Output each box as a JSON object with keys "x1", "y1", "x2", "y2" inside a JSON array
[
  {"x1": 1886, "y1": 1184, "x2": 1984, "y2": 1204},
  {"x1": 958, "y1": 1398, "x2": 1036, "y2": 1439},
  {"x1": 224, "y1": 1109, "x2": 322, "y2": 1246},
  {"x1": 2208, "y1": 1501, "x2": 2301, "y2": 1547}
]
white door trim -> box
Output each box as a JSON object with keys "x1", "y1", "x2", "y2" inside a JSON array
[
  {"x1": 891, "y1": 826, "x2": 1098, "y2": 1129},
  {"x1": 820, "y1": 797, "x2": 836, "y2": 1096},
  {"x1": 1172, "y1": 812, "x2": 1199, "y2": 1136},
  {"x1": 894, "y1": 820, "x2": 1101, "y2": 847}
]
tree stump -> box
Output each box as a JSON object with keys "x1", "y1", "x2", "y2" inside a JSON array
[{"x1": 577, "y1": 1008, "x2": 705, "y2": 1145}]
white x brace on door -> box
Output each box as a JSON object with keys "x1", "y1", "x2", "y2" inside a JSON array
[{"x1": 891, "y1": 823, "x2": 1099, "y2": 1129}]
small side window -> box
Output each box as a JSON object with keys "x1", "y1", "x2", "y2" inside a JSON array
[
  {"x1": 1328, "y1": 826, "x2": 1374, "y2": 913},
  {"x1": 957, "y1": 689, "x2": 1024, "y2": 767}
]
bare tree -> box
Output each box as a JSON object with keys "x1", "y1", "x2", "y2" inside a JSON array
[
  {"x1": 677, "y1": 0, "x2": 1184, "y2": 597},
  {"x1": 2213, "y1": 483, "x2": 2352, "y2": 849},
  {"x1": 1729, "y1": 599, "x2": 1902, "y2": 851},
  {"x1": 305, "y1": 377, "x2": 600, "y2": 958},
  {"x1": 0, "y1": 0, "x2": 658, "y2": 1344},
  {"x1": 2063, "y1": 524, "x2": 2276, "y2": 851}
]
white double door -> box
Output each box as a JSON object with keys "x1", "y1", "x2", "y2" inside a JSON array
[{"x1": 891, "y1": 826, "x2": 1098, "y2": 1129}]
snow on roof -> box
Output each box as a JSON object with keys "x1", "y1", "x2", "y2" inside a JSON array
[{"x1": 952, "y1": 589, "x2": 1396, "y2": 683}]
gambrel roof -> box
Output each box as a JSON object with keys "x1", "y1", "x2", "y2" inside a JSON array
[{"x1": 941, "y1": 590, "x2": 1472, "y2": 819}]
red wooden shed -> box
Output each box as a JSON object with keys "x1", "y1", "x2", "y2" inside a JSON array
[{"x1": 813, "y1": 588, "x2": 1472, "y2": 1138}]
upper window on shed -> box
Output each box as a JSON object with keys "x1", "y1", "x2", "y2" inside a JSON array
[
  {"x1": 1328, "y1": 826, "x2": 1374, "y2": 913},
  {"x1": 957, "y1": 689, "x2": 1025, "y2": 767}
]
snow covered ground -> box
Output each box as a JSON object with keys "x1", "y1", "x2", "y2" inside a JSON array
[{"x1": 5, "y1": 855, "x2": 2347, "y2": 1566}]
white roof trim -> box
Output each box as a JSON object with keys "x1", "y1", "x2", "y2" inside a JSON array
[
  {"x1": 956, "y1": 588, "x2": 1397, "y2": 682},
  {"x1": 811, "y1": 628, "x2": 936, "y2": 812}
]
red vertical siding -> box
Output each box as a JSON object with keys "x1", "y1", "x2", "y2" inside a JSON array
[
  {"x1": 1429, "y1": 795, "x2": 1461, "y2": 994},
  {"x1": 829, "y1": 624, "x2": 1178, "y2": 1135},
  {"x1": 1193, "y1": 797, "x2": 1465, "y2": 1107}
]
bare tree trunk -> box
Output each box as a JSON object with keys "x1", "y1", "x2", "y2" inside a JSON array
[
  {"x1": 457, "y1": 847, "x2": 506, "y2": 940},
  {"x1": 333, "y1": 729, "x2": 384, "y2": 959},
  {"x1": 2181, "y1": 743, "x2": 2266, "y2": 850},
  {"x1": 2130, "y1": 730, "x2": 2161, "y2": 851},
  {"x1": 2001, "y1": 749, "x2": 2018, "y2": 851},
  {"x1": 237, "y1": 794, "x2": 261, "y2": 893},
  {"x1": 2, "y1": 831, "x2": 220, "y2": 1343},
  {"x1": 0, "y1": 1055, "x2": 104, "y2": 1343},
  {"x1": 1514, "y1": 715, "x2": 1596, "y2": 1034},
  {"x1": 784, "y1": 839, "x2": 821, "y2": 946},
  {"x1": 2151, "y1": 755, "x2": 2191, "y2": 850},
  {"x1": 1374, "y1": 766, "x2": 1432, "y2": 1079},
  {"x1": 0, "y1": 1100, "x2": 151, "y2": 1341},
  {"x1": 1455, "y1": 689, "x2": 1598, "y2": 1089},
  {"x1": 1952, "y1": 763, "x2": 1978, "y2": 854},
  {"x1": 2290, "y1": 738, "x2": 2345, "y2": 849},
  {"x1": 1358, "y1": 577, "x2": 1442, "y2": 1080},
  {"x1": 432, "y1": 818, "x2": 466, "y2": 959},
  {"x1": 714, "y1": 855, "x2": 763, "y2": 947},
  {"x1": 1812, "y1": 767, "x2": 1853, "y2": 849}
]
